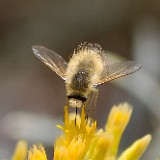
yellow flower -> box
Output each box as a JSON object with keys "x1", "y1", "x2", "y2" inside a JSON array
[
  {"x1": 12, "y1": 140, "x2": 27, "y2": 160},
  {"x1": 118, "y1": 134, "x2": 152, "y2": 160},
  {"x1": 13, "y1": 103, "x2": 151, "y2": 160},
  {"x1": 53, "y1": 103, "x2": 151, "y2": 160},
  {"x1": 28, "y1": 144, "x2": 47, "y2": 160}
]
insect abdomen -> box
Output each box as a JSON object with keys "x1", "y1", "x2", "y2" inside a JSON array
[{"x1": 71, "y1": 70, "x2": 89, "y2": 92}]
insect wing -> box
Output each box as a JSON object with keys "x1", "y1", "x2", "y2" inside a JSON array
[
  {"x1": 95, "y1": 61, "x2": 142, "y2": 86},
  {"x1": 32, "y1": 45, "x2": 67, "y2": 80}
]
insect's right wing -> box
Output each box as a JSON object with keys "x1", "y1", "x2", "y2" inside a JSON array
[
  {"x1": 95, "y1": 61, "x2": 142, "y2": 86},
  {"x1": 32, "y1": 45, "x2": 68, "y2": 80}
]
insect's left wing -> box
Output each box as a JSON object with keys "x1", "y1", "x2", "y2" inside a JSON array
[
  {"x1": 32, "y1": 45, "x2": 68, "y2": 80},
  {"x1": 95, "y1": 61, "x2": 142, "y2": 86}
]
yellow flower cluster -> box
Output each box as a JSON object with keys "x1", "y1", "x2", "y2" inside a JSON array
[{"x1": 12, "y1": 103, "x2": 151, "y2": 160}]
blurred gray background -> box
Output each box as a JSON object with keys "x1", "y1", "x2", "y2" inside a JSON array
[{"x1": 0, "y1": 0, "x2": 160, "y2": 159}]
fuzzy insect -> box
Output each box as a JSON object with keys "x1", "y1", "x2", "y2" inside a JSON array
[{"x1": 32, "y1": 42, "x2": 141, "y2": 114}]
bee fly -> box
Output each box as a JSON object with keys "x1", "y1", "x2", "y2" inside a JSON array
[{"x1": 32, "y1": 42, "x2": 141, "y2": 117}]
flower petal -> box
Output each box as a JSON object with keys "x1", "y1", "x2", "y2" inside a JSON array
[
  {"x1": 118, "y1": 134, "x2": 152, "y2": 160},
  {"x1": 105, "y1": 103, "x2": 132, "y2": 156},
  {"x1": 12, "y1": 140, "x2": 27, "y2": 160},
  {"x1": 28, "y1": 144, "x2": 47, "y2": 160}
]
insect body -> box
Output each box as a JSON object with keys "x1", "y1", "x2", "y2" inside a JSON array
[{"x1": 32, "y1": 42, "x2": 141, "y2": 109}]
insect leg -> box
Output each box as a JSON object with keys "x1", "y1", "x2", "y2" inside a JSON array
[
  {"x1": 86, "y1": 94, "x2": 92, "y2": 119},
  {"x1": 75, "y1": 107, "x2": 78, "y2": 125},
  {"x1": 86, "y1": 90, "x2": 98, "y2": 120},
  {"x1": 91, "y1": 90, "x2": 98, "y2": 120}
]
